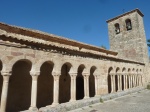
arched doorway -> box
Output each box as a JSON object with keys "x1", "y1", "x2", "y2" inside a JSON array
[
  {"x1": 89, "y1": 66, "x2": 96, "y2": 97},
  {"x1": 37, "y1": 62, "x2": 54, "y2": 108},
  {"x1": 0, "y1": 61, "x2": 3, "y2": 103},
  {"x1": 108, "y1": 67, "x2": 113, "y2": 93},
  {"x1": 76, "y1": 64, "x2": 85, "y2": 100},
  {"x1": 59, "y1": 63, "x2": 71, "y2": 103},
  {"x1": 6, "y1": 60, "x2": 32, "y2": 112}
]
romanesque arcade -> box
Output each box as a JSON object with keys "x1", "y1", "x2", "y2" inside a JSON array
[
  {"x1": 0, "y1": 57, "x2": 143, "y2": 112},
  {"x1": 108, "y1": 67, "x2": 143, "y2": 93}
]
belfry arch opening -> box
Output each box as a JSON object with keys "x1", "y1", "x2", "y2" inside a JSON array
[
  {"x1": 125, "y1": 19, "x2": 132, "y2": 30},
  {"x1": 89, "y1": 66, "x2": 96, "y2": 97},
  {"x1": 76, "y1": 64, "x2": 85, "y2": 100},
  {"x1": 6, "y1": 60, "x2": 32, "y2": 112},
  {"x1": 59, "y1": 63, "x2": 71, "y2": 103},
  {"x1": 37, "y1": 61, "x2": 54, "y2": 108},
  {"x1": 0, "y1": 60, "x2": 2, "y2": 103}
]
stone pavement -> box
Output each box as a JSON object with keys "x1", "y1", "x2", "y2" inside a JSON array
[{"x1": 68, "y1": 89, "x2": 150, "y2": 112}]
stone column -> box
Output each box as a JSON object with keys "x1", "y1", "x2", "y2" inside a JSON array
[
  {"x1": 29, "y1": 71, "x2": 40, "y2": 111},
  {"x1": 132, "y1": 73, "x2": 135, "y2": 87},
  {"x1": 83, "y1": 73, "x2": 89, "y2": 99},
  {"x1": 134, "y1": 74, "x2": 136, "y2": 87},
  {"x1": 140, "y1": 74, "x2": 143, "y2": 86},
  {"x1": 128, "y1": 74, "x2": 131, "y2": 89},
  {"x1": 123, "y1": 73, "x2": 125, "y2": 90},
  {"x1": 94, "y1": 74, "x2": 100, "y2": 96},
  {"x1": 52, "y1": 72, "x2": 60, "y2": 106},
  {"x1": 0, "y1": 71, "x2": 11, "y2": 112},
  {"x1": 138, "y1": 74, "x2": 141, "y2": 86},
  {"x1": 110, "y1": 74, "x2": 114, "y2": 93},
  {"x1": 120, "y1": 74, "x2": 122, "y2": 91},
  {"x1": 131, "y1": 74, "x2": 133, "y2": 88},
  {"x1": 113, "y1": 74, "x2": 116, "y2": 92},
  {"x1": 117, "y1": 73, "x2": 120, "y2": 91},
  {"x1": 135, "y1": 74, "x2": 138, "y2": 87},
  {"x1": 69, "y1": 73, "x2": 77, "y2": 102},
  {"x1": 125, "y1": 74, "x2": 128, "y2": 89}
]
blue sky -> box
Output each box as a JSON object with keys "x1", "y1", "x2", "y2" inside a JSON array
[{"x1": 0, "y1": 0, "x2": 150, "y2": 50}]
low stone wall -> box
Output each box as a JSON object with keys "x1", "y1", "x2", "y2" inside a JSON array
[{"x1": 23, "y1": 87, "x2": 145, "y2": 112}]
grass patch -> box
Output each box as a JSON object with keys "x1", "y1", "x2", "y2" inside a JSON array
[
  {"x1": 89, "y1": 105, "x2": 93, "y2": 108},
  {"x1": 147, "y1": 84, "x2": 150, "y2": 90},
  {"x1": 100, "y1": 98, "x2": 104, "y2": 103}
]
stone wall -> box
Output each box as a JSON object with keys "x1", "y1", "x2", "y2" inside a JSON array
[{"x1": 107, "y1": 9, "x2": 149, "y2": 64}]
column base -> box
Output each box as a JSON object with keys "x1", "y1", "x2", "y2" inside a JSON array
[
  {"x1": 51, "y1": 102, "x2": 59, "y2": 107},
  {"x1": 84, "y1": 96, "x2": 89, "y2": 99},
  {"x1": 95, "y1": 95, "x2": 100, "y2": 97},
  {"x1": 69, "y1": 99, "x2": 76, "y2": 102},
  {"x1": 29, "y1": 106, "x2": 38, "y2": 111}
]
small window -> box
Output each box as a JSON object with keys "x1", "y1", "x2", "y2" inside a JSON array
[
  {"x1": 115, "y1": 23, "x2": 120, "y2": 34},
  {"x1": 126, "y1": 19, "x2": 132, "y2": 31}
]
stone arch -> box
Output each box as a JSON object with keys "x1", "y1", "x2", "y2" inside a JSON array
[
  {"x1": 108, "y1": 67, "x2": 113, "y2": 93},
  {"x1": 37, "y1": 61, "x2": 54, "y2": 108},
  {"x1": 0, "y1": 60, "x2": 3, "y2": 103},
  {"x1": 59, "y1": 62, "x2": 72, "y2": 103},
  {"x1": 2, "y1": 56, "x2": 34, "y2": 72},
  {"x1": 132, "y1": 68, "x2": 135, "y2": 72},
  {"x1": 76, "y1": 64, "x2": 85, "y2": 100},
  {"x1": 140, "y1": 69, "x2": 142, "y2": 72},
  {"x1": 89, "y1": 66, "x2": 96, "y2": 97},
  {"x1": 6, "y1": 59, "x2": 32, "y2": 112},
  {"x1": 115, "y1": 67, "x2": 120, "y2": 92},
  {"x1": 30, "y1": 58, "x2": 55, "y2": 72}
]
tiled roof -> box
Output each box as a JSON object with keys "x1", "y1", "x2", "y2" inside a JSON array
[{"x1": 0, "y1": 22, "x2": 117, "y2": 56}]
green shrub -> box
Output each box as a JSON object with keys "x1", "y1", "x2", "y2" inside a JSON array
[
  {"x1": 147, "y1": 84, "x2": 150, "y2": 90},
  {"x1": 100, "y1": 98, "x2": 104, "y2": 103}
]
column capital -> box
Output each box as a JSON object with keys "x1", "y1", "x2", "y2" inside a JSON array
[
  {"x1": 69, "y1": 72, "x2": 77, "y2": 76},
  {"x1": 122, "y1": 72, "x2": 128, "y2": 75},
  {"x1": 116, "y1": 73, "x2": 122, "y2": 75},
  {"x1": 1, "y1": 71, "x2": 11, "y2": 76},
  {"x1": 94, "y1": 74, "x2": 100, "y2": 78},
  {"x1": 109, "y1": 73, "x2": 115, "y2": 75},
  {"x1": 52, "y1": 72, "x2": 60, "y2": 80},
  {"x1": 82, "y1": 73, "x2": 89, "y2": 76},
  {"x1": 30, "y1": 71, "x2": 40, "y2": 76}
]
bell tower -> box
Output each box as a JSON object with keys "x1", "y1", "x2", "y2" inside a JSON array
[{"x1": 107, "y1": 9, "x2": 149, "y2": 64}]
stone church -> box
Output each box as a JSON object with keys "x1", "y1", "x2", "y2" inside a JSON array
[{"x1": 0, "y1": 9, "x2": 149, "y2": 112}]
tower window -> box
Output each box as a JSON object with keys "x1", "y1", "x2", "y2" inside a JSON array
[
  {"x1": 115, "y1": 23, "x2": 120, "y2": 34},
  {"x1": 126, "y1": 19, "x2": 132, "y2": 30}
]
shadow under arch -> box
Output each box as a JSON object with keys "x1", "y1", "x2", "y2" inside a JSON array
[
  {"x1": 0, "y1": 60, "x2": 3, "y2": 103},
  {"x1": 59, "y1": 62, "x2": 72, "y2": 103},
  {"x1": 122, "y1": 67, "x2": 126, "y2": 90},
  {"x1": 115, "y1": 67, "x2": 120, "y2": 92},
  {"x1": 6, "y1": 59, "x2": 32, "y2": 112},
  {"x1": 37, "y1": 61, "x2": 54, "y2": 108},
  {"x1": 76, "y1": 64, "x2": 85, "y2": 100},
  {"x1": 89, "y1": 66, "x2": 96, "y2": 97},
  {"x1": 108, "y1": 67, "x2": 113, "y2": 93}
]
